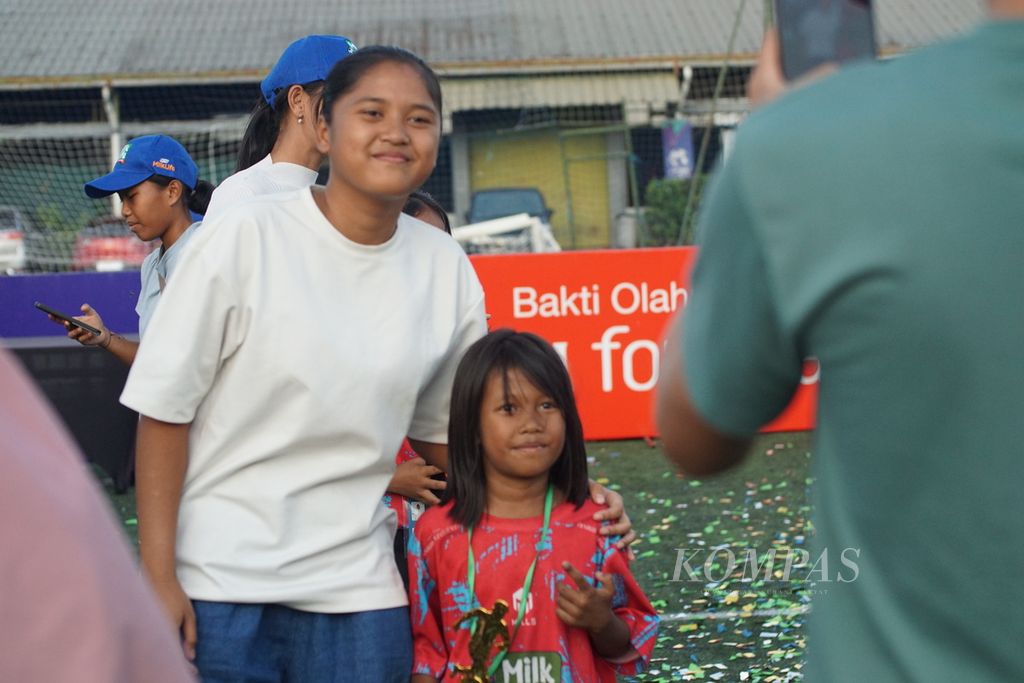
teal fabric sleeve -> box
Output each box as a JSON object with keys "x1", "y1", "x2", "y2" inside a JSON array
[{"x1": 680, "y1": 156, "x2": 803, "y2": 437}]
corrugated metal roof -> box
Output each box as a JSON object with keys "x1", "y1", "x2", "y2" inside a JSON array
[
  {"x1": 443, "y1": 72, "x2": 681, "y2": 111},
  {"x1": 0, "y1": 0, "x2": 986, "y2": 86}
]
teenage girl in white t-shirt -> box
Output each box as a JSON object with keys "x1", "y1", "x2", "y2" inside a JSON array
[
  {"x1": 127, "y1": 47, "x2": 470, "y2": 682},
  {"x1": 207, "y1": 35, "x2": 504, "y2": 562}
]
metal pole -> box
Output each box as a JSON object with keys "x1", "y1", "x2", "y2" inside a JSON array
[
  {"x1": 623, "y1": 123, "x2": 645, "y2": 247},
  {"x1": 677, "y1": 0, "x2": 750, "y2": 245},
  {"x1": 558, "y1": 132, "x2": 577, "y2": 249},
  {"x1": 101, "y1": 83, "x2": 122, "y2": 217},
  {"x1": 208, "y1": 133, "x2": 217, "y2": 185}
]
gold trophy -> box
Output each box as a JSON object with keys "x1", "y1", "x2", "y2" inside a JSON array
[{"x1": 454, "y1": 600, "x2": 510, "y2": 683}]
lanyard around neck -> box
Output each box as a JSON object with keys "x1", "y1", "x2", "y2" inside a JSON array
[{"x1": 466, "y1": 483, "x2": 554, "y2": 676}]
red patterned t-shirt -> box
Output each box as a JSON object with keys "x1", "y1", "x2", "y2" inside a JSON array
[
  {"x1": 409, "y1": 498, "x2": 659, "y2": 682},
  {"x1": 382, "y1": 439, "x2": 427, "y2": 530}
]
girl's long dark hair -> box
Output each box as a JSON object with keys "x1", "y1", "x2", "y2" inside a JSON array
[
  {"x1": 404, "y1": 190, "x2": 451, "y2": 234},
  {"x1": 321, "y1": 46, "x2": 442, "y2": 126},
  {"x1": 444, "y1": 329, "x2": 589, "y2": 528},
  {"x1": 235, "y1": 82, "x2": 325, "y2": 172},
  {"x1": 149, "y1": 175, "x2": 214, "y2": 217}
]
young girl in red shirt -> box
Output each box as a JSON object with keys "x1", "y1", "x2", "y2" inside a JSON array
[{"x1": 409, "y1": 330, "x2": 659, "y2": 682}]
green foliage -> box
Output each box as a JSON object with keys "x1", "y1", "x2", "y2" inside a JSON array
[
  {"x1": 33, "y1": 203, "x2": 69, "y2": 233},
  {"x1": 643, "y1": 175, "x2": 707, "y2": 246},
  {"x1": 30, "y1": 202, "x2": 93, "y2": 270}
]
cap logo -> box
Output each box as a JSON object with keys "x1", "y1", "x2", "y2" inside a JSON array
[
  {"x1": 152, "y1": 158, "x2": 176, "y2": 172},
  {"x1": 116, "y1": 143, "x2": 131, "y2": 165}
]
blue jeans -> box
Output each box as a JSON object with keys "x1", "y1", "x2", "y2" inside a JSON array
[{"x1": 193, "y1": 601, "x2": 412, "y2": 683}]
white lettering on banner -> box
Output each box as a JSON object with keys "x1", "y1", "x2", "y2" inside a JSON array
[
  {"x1": 511, "y1": 282, "x2": 686, "y2": 319},
  {"x1": 610, "y1": 281, "x2": 688, "y2": 316},
  {"x1": 591, "y1": 325, "x2": 660, "y2": 393},
  {"x1": 591, "y1": 325, "x2": 629, "y2": 392},
  {"x1": 551, "y1": 342, "x2": 569, "y2": 368},
  {"x1": 623, "y1": 339, "x2": 660, "y2": 391},
  {"x1": 512, "y1": 285, "x2": 600, "y2": 319}
]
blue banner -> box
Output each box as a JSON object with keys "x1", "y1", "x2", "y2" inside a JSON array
[
  {"x1": 0, "y1": 272, "x2": 141, "y2": 339},
  {"x1": 662, "y1": 119, "x2": 695, "y2": 180}
]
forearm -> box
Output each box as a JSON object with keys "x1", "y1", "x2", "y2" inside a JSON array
[
  {"x1": 411, "y1": 675, "x2": 438, "y2": 683},
  {"x1": 100, "y1": 331, "x2": 139, "y2": 365},
  {"x1": 136, "y1": 416, "x2": 190, "y2": 583},
  {"x1": 408, "y1": 439, "x2": 448, "y2": 472},
  {"x1": 386, "y1": 470, "x2": 402, "y2": 495},
  {"x1": 656, "y1": 321, "x2": 749, "y2": 476},
  {"x1": 588, "y1": 612, "x2": 634, "y2": 660}
]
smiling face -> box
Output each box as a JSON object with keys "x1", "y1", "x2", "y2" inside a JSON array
[
  {"x1": 317, "y1": 60, "x2": 440, "y2": 201},
  {"x1": 479, "y1": 367, "x2": 567, "y2": 488},
  {"x1": 117, "y1": 179, "x2": 178, "y2": 242}
]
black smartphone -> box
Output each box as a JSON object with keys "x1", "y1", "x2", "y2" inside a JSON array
[
  {"x1": 774, "y1": 0, "x2": 877, "y2": 81},
  {"x1": 34, "y1": 301, "x2": 102, "y2": 336}
]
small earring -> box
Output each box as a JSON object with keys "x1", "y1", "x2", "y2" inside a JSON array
[{"x1": 298, "y1": 115, "x2": 304, "y2": 124}]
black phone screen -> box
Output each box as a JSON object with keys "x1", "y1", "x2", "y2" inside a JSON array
[
  {"x1": 775, "y1": 0, "x2": 876, "y2": 81},
  {"x1": 34, "y1": 301, "x2": 102, "y2": 336}
]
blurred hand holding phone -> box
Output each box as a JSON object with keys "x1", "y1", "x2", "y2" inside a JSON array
[
  {"x1": 750, "y1": 1, "x2": 876, "y2": 107},
  {"x1": 774, "y1": 0, "x2": 877, "y2": 80},
  {"x1": 34, "y1": 301, "x2": 104, "y2": 338}
]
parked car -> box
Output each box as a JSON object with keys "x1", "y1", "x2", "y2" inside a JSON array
[
  {"x1": 457, "y1": 188, "x2": 561, "y2": 254},
  {"x1": 0, "y1": 205, "x2": 29, "y2": 273},
  {"x1": 72, "y1": 216, "x2": 154, "y2": 271},
  {"x1": 467, "y1": 187, "x2": 553, "y2": 225}
]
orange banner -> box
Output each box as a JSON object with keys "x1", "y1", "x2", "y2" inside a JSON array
[{"x1": 469, "y1": 248, "x2": 816, "y2": 440}]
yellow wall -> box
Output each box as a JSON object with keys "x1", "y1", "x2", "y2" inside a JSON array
[{"x1": 469, "y1": 129, "x2": 609, "y2": 249}]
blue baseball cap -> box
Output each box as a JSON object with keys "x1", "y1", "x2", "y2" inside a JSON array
[
  {"x1": 261, "y1": 35, "x2": 358, "y2": 108},
  {"x1": 84, "y1": 135, "x2": 198, "y2": 199}
]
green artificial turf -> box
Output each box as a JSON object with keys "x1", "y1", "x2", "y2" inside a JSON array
[{"x1": 589, "y1": 434, "x2": 813, "y2": 681}]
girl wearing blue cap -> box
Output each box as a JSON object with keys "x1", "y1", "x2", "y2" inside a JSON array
[
  {"x1": 203, "y1": 35, "x2": 357, "y2": 221},
  {"x1": 52, "y1": 135, "x2": 212, "y2": 364}
]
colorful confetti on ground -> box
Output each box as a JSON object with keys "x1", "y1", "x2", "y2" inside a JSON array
[
  {"x1": 588, "y1": 433, "x2": 814, "y2": 681},
  {"x1": 101, "y1": 431, "x2": 815, "y2": 681}
]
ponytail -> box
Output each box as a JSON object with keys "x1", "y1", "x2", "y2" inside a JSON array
[
  {"x1": 235, "y1": 96, "x2": 288, "y2": 172},
  {"x1": 148, "y1": 175, "x2": 214, "y2": 219},
  {"x1": 187, "y1": 180, "x2": 215, "y2": 217},
  {"x1": 235, "y1": 82, "x2": 326, "y2": 173}
]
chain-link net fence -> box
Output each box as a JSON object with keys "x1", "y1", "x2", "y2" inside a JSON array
[{"x1": 0, "y1": 12, "x2": 758, "y2": 273}]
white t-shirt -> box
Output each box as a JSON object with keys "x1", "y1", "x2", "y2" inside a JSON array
[
  {"x1": 203, "y1": 154, "x2": 318, "y2": 222},
  {"x1": 120, "y1": 187, "x2": 487, "y2": 613},
  {"x1": 135, "y1": 222, "x2": 200, "y2": 338}
]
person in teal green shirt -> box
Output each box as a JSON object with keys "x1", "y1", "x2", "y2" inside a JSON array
[{"x1": 657, "y1": 4, "x2": 1024, "y2": 681}]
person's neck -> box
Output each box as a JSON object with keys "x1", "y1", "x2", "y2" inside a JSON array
[
  {"x1": 159, "y1": 211, "x2": 193, "y2": 251},
  {"x1": 486, "y1": 475, "x2": 557, "y2": 519},
  {"x1": 989, "y1": 0, "x2": 1024, "y2": 19},
  {"x1": 312, "y1": 182, "x2": 405, "y2": 245},
  {"x1": 269, "y1": 127, "x2": 322, "y2": 171}
]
